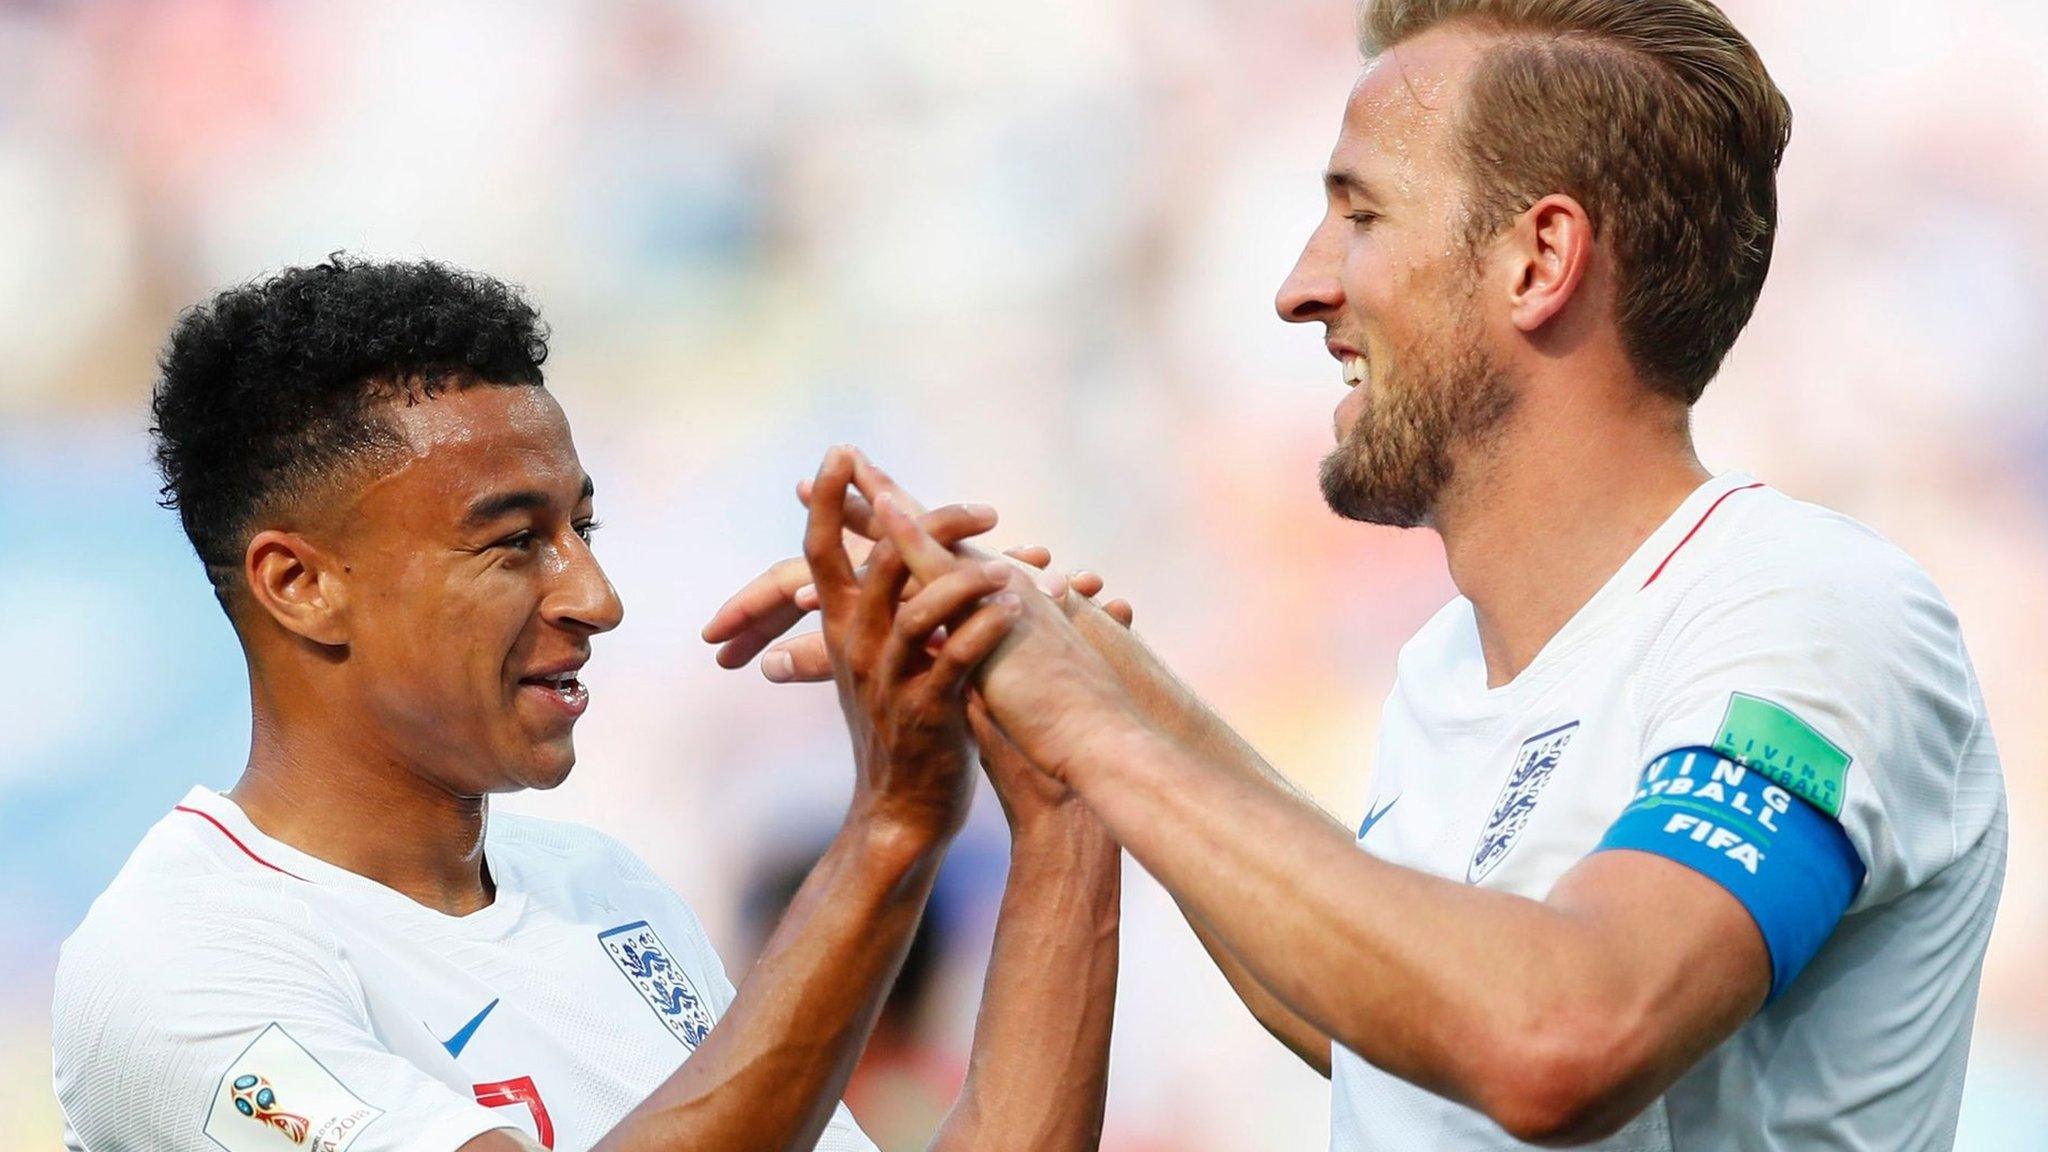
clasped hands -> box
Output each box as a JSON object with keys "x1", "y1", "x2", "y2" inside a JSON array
[{"x1": 700, "y1": 446, "x2": 1142, "y2": 839}]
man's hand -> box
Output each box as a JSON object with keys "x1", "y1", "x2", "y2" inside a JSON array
[
  {"x1": 700, "y1": 484, "x2": 1004, "y2": 674},
  {"x1": 966, "y1": 562, "x2": 1134, "y2": 833},
  {"x1": 863, "y1": 493, "x2": 1146, "y2": 786},
  {"x1": 804, "y1": 448, "x2": 1022, "y2": 841},
  {"x1": 567, "y1": 456, "x2": 1045, "y2": 1152},
  {"x1": 968, "y1": 695, "x2": 1080, "y2": 834},
  {"x1": 700, "y1": 451, "x2": 1130, "y2": 684}
]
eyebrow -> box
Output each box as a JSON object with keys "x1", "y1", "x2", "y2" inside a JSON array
[
  {"x1": 1324, "y1": 168, "x2": 1378, "y2": 199},
  {"x1": 462, "y1": 475, "x2": 597, "y2": 528}
]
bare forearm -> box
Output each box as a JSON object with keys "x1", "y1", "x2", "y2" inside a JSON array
[
  {"x1": 1065, "y1": 600, "x2": 1340, "y2": 1075},
  {"x1": 930, "y1": 815, "x2": 1121, "y2": 1152},
  {"x1": 594, "y1": 814, "x2": 946, "y2": 1152},
  {"x1": 1065, "y1": 599, "x2": 1342, "y2": 827},
  {"x1": 1055, "y1": 722, "x2": 1640, "y2": 1123},
  {"x1": 1180, "y1": 905, "x2": 1332, "y2": 1076}
]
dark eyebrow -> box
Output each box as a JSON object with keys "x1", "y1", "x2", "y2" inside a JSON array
[
  {"x1": 1324, "y1": 168, "x2": 1377, "y2": 199},
  {"x1": 462, "y1": 475, "x2": 596, "y2": 529}
]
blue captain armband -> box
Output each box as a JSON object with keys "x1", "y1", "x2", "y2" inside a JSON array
[{"x1": 1595, "y1": 746, "x2": 1866, "y2": 1002}]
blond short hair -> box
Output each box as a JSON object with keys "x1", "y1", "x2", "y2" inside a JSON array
[{"x1": 1361, "y1": 0, "x2": 1791, "y2": 403}]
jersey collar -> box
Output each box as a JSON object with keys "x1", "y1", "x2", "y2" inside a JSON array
[
  {"x1": 1631, "y1": 472, "x2": 1767, "y2": 592},
  {"x1": 172, "y1": 785, "x2": 528, "y2": 935},
  {"x1": 1462, "y1": 471, "x2": 1763, "y2": 701}
]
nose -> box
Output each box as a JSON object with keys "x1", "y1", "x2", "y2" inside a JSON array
[
  {"x1": 1276, "y1": 217, "x2": 1346, "y2": 324},
  {"x1": 547, "y1": 531, "x2": 625, "y2": 636}
]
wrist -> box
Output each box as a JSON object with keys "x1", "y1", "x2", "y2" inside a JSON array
[
  {"x1": 1007, "y1": 801, "x2": 1116, "y2": 856},
  {"x1": 842, "y1": 796, "x2": 959, "y2": 875},
  {"x1": 1037, "y1": 695, "x2": 1159, "y2": 790},
  {"x1": 1007, "y1": 815, "x2": 1122, "y2": 877}
]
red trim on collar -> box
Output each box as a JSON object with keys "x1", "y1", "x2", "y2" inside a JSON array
[
  {"x1": 1641, "y1": 482, "x2": 1766, "y2": 590},
  {"x1": 174, "y1": 804, "x2": 307, "y2": 881}
]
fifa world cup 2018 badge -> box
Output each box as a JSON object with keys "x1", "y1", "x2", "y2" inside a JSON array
[
  {"x1": 204, "y1": 1024, "x2": 383, "y2": 1152},
  {"x1": 600, "y1": 920, "x2": 715, "y2": 1049},
  {"x1": 231, "y1": 1074, "x2": 310, "y2": 1143},
  {"x1": 1469, "y1": 721, "x2": 1580, "y2": 883}
]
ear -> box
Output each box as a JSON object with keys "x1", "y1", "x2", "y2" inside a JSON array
[
  {"x1": 1504, "y1": 193, "x2": 1595, "y2": 334},
  {"x1": 244, "y1": 529, "x2": 351, "y2": 647}
]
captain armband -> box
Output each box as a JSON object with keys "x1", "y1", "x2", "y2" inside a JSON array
[{"x1": 1594, "y1": 746, "x2": 1865, "y2": 1002}]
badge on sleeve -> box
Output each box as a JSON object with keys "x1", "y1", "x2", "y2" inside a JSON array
[
  {"x1": 204, "y1": 1023, "x2": 383, "y2": 1151},
  {"x1": 1712, "y1": 693, "x2": 1851, "y2": 818},
  {"x1": 599, "y1": 920, "x2": 715, "y2": 1049}
]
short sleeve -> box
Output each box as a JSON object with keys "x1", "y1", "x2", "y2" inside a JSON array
[
  {"x1": 1633, "y1": 537, "x2": 1980, "y2": 912},
  {"x1": 54, "y1": 887, "x2": 507, "y2": 1152}
]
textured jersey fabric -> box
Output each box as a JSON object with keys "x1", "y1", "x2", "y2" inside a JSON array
[
  {"x1": 53, "y1": 787, "x2": 878, "y2": 1152},
  {"x1": 1328, "y1": 472, "x2": 2007, "y2": 1152}
]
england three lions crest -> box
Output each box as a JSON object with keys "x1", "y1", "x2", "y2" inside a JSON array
[
  {"x1": 1468, "y1": 722, "x2": 1580, "y2": 883},
  {"x1": 599, "y1": 921, "x2": 715, "y2": 1050}
]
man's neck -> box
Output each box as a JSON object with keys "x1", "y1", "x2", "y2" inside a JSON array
[
  {"x1": 231, "y1": 689, "x2": 496, "y2": 917},
  {"x1": 1435, "y1": 408, "x2": 1707, "y2": 690}
]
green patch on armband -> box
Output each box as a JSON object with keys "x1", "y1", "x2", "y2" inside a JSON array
[{"x1": 1711, "y1": 693, "x2": 1851, "y2": 818}]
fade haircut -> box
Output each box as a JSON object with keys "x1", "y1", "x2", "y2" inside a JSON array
[
  {"x1": 1361, "y1": 0, "x2": 1791, "y2": 403},
  {"x1": 151, "y1": 256, "x2": 550, "y2": 609}
]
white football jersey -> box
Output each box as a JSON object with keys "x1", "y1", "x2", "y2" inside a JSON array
[
  {"x1": 53, "y1": 786, "x2": 879, "y2": 1152},
  {"x1": 1329, "y1": 472, "x2": 2007, "y2": 1151}
]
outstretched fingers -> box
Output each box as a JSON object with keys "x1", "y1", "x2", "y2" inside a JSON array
[
  {"x1": 796, "y1": 448, "x2": 924, "y2": 540},
  {"x1": 929, "y1": 594, "x2": 1023, "y2": 700},
  {"x1": 799, "y1": 479, "x2": 882, "y2": 542},
  {"x1": 848, "y1": 528, "x2": 912, "y2": 665},
  {"x1": 760, "y1": 631, "x2": 833, "y2": 683},
  {"x1": 802, "y1": 448, "x2": 860, "y2": 616},
  {"x1": 793, "y1": 500, "x2": 998, "y2": 611},
  {"x1": 847, "y1": 451, "x2": 926, "y2": 524},
  {"x1": 1004, "y1": 545, "x2": 1054, "y2": 570},
  {"x1": 703, "y1": 556, "x2": 816, "y2": 668},
  {"x1": 875, "y1": 494, "x2": 997, "y2": 591},
  {"x1": 1067, "y1": 570, "x2": 1135, "y2": 628},
  {"x1": 875, "y1": 560, "x2": 1012, "y2": 687}
]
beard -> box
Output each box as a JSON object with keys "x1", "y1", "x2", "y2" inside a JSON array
[{"x1": 1318, "y1": 299, "x2": 1516, "y2": 528}]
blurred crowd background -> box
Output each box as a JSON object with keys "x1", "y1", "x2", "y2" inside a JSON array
[{"x1": 3, "y1": 0, "x2": 2046, "y2": 1148}]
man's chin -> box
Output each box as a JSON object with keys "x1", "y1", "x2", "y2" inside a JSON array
[
  {"x1": 499, "y1": 740, "x2": 577, "y2": 792},
  {"x1": 1319, "y1": 449, "x2": 1430, "y2": 528}
]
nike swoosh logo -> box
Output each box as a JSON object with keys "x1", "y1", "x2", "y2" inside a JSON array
[
  {"x1": 441, "y1": 998, "x2": 500, "y2": 1058},
  {"x1": 1357, "y1": 795, "x2": 1398, "y2": 841}
]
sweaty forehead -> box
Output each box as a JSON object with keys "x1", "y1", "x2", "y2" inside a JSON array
[
  {"x1": 386, "y1": 383, "x2": 570, "y2": 458},
  {"x1": 1337, "y1": 26, "x2": 1494, "y2": 189}
]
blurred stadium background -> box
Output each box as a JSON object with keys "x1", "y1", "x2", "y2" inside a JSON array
[{"x1": 3, "y1": 1, "x2": 2045, "y2": 1148}]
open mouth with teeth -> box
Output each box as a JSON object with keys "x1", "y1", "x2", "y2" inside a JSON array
[
  {"x1": 518, "y1": 671, "x2": 589, "y2": 712},
  {"x1": 1333, "y1": 351, "x2": 1374, "y2": 439}
]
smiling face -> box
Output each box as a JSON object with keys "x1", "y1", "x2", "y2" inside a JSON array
[
  {"x1": 317, "y1": 384, "x2": 624, "y2": 794},
  {"x1": 1276, "y1": 28, "x2": 1518, "y2": 528}
]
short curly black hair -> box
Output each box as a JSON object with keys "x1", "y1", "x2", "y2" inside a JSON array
[{"x1": 151, "y1": 256, "x2": 550, "y2": 607}]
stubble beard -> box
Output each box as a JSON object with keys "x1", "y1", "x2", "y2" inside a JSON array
[{"x1": 1318, "y1": 294, "x2": 1516, "y2": 528}]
